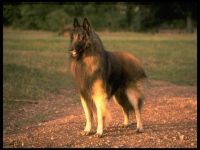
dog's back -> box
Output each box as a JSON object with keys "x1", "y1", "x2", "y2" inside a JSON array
[{"x1": 112, "y1": 51, "x2": 147, "y2": 83}]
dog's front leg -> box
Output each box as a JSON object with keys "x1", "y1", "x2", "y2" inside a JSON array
[
  {"x1": 93, "y1": 97, "x2": 109, "y2": 137},
  {"x1": 96, "y1": 103, "x2": 103, "y2": 136},
  {"x1": 80, "y1": 96, "x2": 92, "y2": 135},
  {"x1": 92, "y1": 79, "x2": 109, "y2": 137}
]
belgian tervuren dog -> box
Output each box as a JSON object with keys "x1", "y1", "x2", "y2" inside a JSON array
[{"x1": 69, "y1": 18, "x2": 147, "y2": 137}]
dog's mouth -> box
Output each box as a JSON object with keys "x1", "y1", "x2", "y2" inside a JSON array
[
  {"x1": 69, "y1": 48, "x2": 83, "y2": 58},
  {"x1": 69, "y1": 44, "x2": 84, "y2": 58},
  {"x1": 70, "y1": 50, "x2": 78, "y2": 57}
]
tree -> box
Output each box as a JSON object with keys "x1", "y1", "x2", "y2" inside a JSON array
[{"x1": 3, "y1": 2, "x2": 197, "y2": 32}]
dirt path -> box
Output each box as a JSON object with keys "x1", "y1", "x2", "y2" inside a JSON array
[{"x1": 3, "y1": 80, "x2": 197, "y2": 148}]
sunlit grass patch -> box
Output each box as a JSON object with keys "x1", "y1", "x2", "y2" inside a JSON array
[{"x1": 3, "y1": 28, "x2": 197, "y2": 103}]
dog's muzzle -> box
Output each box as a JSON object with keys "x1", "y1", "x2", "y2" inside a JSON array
[{"x1": 70, "y1": 50, "x2": 78, "y2": 57}]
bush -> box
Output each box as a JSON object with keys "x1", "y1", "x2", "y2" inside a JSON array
[
  {"x1": 13, "y1": 4, "x2": 48, "y2": 30},
  {"x1": 3, "y1": 5, "x2": 20, "y2": 26},
  {"x1": 3, "y1": 3, "x2": 197, "y2": 32},
  {"x1": 46, "y1": 9, "x2": 71, "y2": 32}
]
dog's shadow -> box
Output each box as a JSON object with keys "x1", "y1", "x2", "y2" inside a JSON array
[{"x1": 101, "y1": 121, "x2": 196, "y2": 137}]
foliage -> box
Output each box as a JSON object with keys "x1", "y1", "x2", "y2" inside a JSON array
[{"x1": 3, "y1": 2, "x2": 197, "y2": 32}]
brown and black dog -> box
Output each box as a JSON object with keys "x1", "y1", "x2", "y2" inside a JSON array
[{"x1": 69, "y1": 18, "x2": 147, "y2": 137}]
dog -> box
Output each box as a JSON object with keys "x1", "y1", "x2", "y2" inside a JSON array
[{"x1": 68, "y1": 18, "x2": 147, "y2": 137}]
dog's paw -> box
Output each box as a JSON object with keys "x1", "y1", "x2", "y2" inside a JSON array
[
  {"x1": 135, "y1": 128, "x2": 144, "y2": 133},
  {"x1": 94, "y1": 133, "x2": 103, "y2": 138},
  {"x1": 81, "y1": 130, "x2": 91, "y2": 136},
  {"x1": 121, "y1": 124, "x2": 129, "y2": 128}
]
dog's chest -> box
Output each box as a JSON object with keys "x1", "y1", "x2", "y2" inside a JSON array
[
  {"x1": 70, "y1": 57, "x2": 102, "y2": 88},
  {"x1": 82, "y1": 56, "x2": 100, "y2": 75}
]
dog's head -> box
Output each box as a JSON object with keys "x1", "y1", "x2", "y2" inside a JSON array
[{"x1": 69, "y1": 18, "x2": 92, "y2": 58}]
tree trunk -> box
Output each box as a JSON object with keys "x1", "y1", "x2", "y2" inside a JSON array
[{"x1": 186, "y1": 15, "x2": 193, "y2": 33}]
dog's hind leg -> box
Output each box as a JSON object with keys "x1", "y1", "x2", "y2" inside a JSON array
[
  {"x1": 126, "y1": 86, "x2": 144, "y2": 133},
  {"x1": 113, "y1": 91, "x2": 130, "y2": 127},
  {"x1": 80, "y1": 96, "x2": 93, "y2": 135},
  {"x1": 122, "y1": 107, "x2": 129, "y2": 127}
]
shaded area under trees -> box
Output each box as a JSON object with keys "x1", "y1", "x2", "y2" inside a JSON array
[{"x1": 3, "y1": 2, "x2": 197, "y2": 33}]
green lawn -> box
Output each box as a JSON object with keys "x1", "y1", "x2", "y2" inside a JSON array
[{"x1": 3, "y1": 28, "x2": 197, "y2": 104}]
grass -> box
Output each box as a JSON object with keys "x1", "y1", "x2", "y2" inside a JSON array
[{"x1": 3, "y1": 28, "x2": 197, "y2": 105}]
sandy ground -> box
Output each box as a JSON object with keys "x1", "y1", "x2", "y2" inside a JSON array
[{"x1": 3, "y1": 80, "x2": 197, "y2": 148}]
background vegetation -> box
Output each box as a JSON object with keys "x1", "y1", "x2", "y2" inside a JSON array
[{"x1": 3, "y1": 2, "x2": 197, "y2": 32}]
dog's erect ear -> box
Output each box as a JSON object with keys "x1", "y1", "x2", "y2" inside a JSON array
[
  {"x1": 73, "y1": 18, "x2": 80, "y2": 28},
  {"x1": 83, "y1": 18, "x2": 91, "y2": 35}
]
